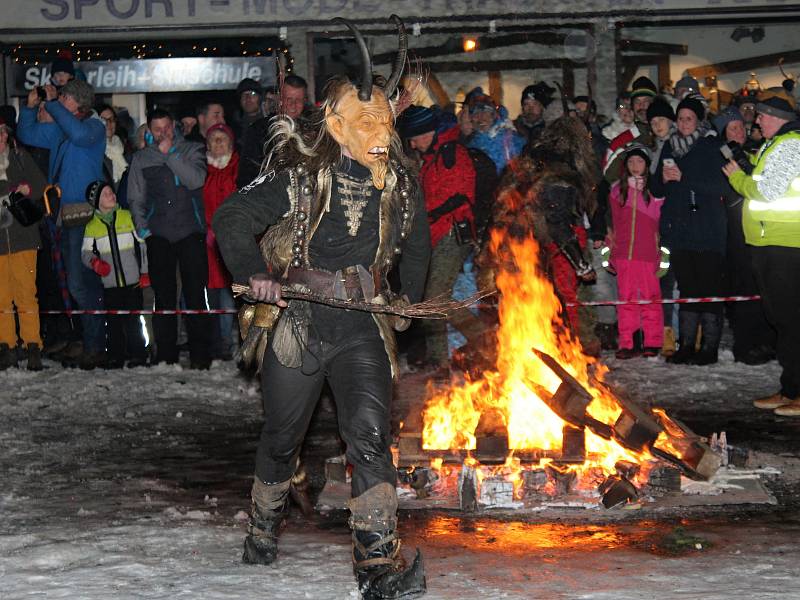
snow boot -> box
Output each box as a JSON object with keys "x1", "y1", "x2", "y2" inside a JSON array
[
  {"x1": 693, "y1": 312, "x2": 722, "y2": 366},
  {"x1": 661, "y1": 326, "x2": 676, "y2": 357},
  {"x1": 349, "y1": 482, "x2": 426, "y2": 600},
  {"x1": 26, "y1": 343, "x2": 43, "y2": 371},
  {"x1": 667, "y1": 311, "x2": 700, "y2": 365},
  {"x1": 0, "y1": 343, "x2": 17, "y2": 370},
  {"x1": 242, "y1": 478, "x2": 290, "y2": 565}
]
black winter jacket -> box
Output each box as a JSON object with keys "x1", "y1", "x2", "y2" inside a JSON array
[{"x1": 650, "y1": 134, "x2": 730, "y2": 254}]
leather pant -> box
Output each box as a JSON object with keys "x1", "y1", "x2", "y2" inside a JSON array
[{"x1": 255, "y1": 333, "x2": 396, "y2": 497}]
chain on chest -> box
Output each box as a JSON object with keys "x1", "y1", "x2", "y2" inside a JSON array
[{"x1": 286, "y1": 163, "x2": 415, "y2": 270}]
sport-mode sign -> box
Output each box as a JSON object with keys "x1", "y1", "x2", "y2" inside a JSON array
[{"x1": 6, "y1": 56, "x2": 277, "y2": 96}]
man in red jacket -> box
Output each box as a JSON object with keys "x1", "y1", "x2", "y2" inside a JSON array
[{"x1": 399, "y1": 105, "x2": 477, "y2": 370}]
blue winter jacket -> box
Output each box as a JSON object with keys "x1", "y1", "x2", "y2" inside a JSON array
[
  {"x1": 16, "y1": 101, "x2": 106, "y2": 204},
  {"x1": 467, "y1": 113, "x2": 526, "y2": 175}
]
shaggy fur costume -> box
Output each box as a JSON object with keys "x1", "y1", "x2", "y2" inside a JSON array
[{"x1": 238, "y1": 83, "x2": 420, "y2": 377}]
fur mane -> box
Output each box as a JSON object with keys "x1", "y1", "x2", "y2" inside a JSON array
[{"x1": 260, "y1": 76, "x2": 416, "y2": 179}]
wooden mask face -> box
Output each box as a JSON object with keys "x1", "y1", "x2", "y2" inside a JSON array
[{"x1": 325, "y1": 86, "x2": 394, "y2": 190}]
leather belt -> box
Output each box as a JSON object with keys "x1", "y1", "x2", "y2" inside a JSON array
[{"x1": 285, "y1": 265, "x2": 381, "y2": 302}]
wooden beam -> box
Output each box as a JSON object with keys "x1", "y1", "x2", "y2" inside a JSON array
[
  {"x1": 687, "y1": 48, "x2": 800, "y2": 79},
  {"x1": 618, "y1": 39, "x2": 688, "y2": 56},
  {"x1": 488, "y1": 71, "x2": 503, "y2": 106},
  {"x1": 620, "y1": 63, "x2": 639, "y2": 91},
  {"x1": 373, "y1": 31, "x2": 570, "y2": 65},
  {"x1": 562, "y1": 66, "x2": 575, "y2": 98},
  {"x1": 614, "y1": 26, "x2": 623, "y2": 95},
  {"x1": 427, "y1": 58, "x2": 584, "y2": 73},
  {"x1": 425, "y1": 72, "x2": 450, "y2": 108},
  {"x1": 621, "y1": 54, "x2": 668, "y2": 67},
  {"x1": 587, "y1": 22, "x2": 598, "y2": 102},
  {"x1": 656, "y1": 55, "x2": 671, "y2": 92}
]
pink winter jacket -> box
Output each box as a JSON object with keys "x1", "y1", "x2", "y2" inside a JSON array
[{"x1": 608, "y1": 181, "x2": 664, "y2": 265}]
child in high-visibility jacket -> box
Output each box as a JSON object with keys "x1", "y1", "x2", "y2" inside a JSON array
[
  {"x1": 82, "y1": 180, "x2": 149, "y2": 368},
  {"x1": 607, "y1": 145, "x2": 665, "y2": 359}
]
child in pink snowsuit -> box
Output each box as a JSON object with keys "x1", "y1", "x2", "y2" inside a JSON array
[{"x1": 608, "y1": 145, "x2": 664, "y2": 358}]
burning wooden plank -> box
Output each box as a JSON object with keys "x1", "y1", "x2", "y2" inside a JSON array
[
  {"x1": 544, "y1": 463, "x2": 577, "y2": 495},
  {"x1": 599, "y1": 475, "x2": 639, "y2": 508},
  {"x1": 531, "y1": 348, "x2": 592, "y2": 423},
  {"x1": 458, "y1": 462, "x2": 479, "y2": 512},
  {"x1": 613, "y1": 396, "x2": 663, "y2": 453},
  {"x1": 645, "y1": 464, "x2": 682, "y2": 494},
  {"x1": 557, "y1": 424, "x2": 586, "y2": 464},
  {"x1": 529, "y1": 349, "x2": 614, "y2": 440}
]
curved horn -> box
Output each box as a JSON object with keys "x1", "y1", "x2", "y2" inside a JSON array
[
  {"x1": 333, "y1": 17, "x2": 373, "y2": 101},
  {"x1": 384, "y1": 14, "x2": 408, "y2": 99},
  {"x1": 779, "y1": 57, "x2": 794, "y2": 82},
  {"x1": 553, "y1": 81, "x2": 569, "y2": 115}
]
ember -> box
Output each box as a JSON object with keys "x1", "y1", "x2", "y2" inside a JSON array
[{"x1": 411, "y1": 233, "x2": 722, "y2": 510}]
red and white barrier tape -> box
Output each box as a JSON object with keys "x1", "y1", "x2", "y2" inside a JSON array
[
  {"x1": 0, "y1": 295, "x2": 762, "y2": 315},
  {"x1": 34, "y1": 309, "x2": 239, "y2": 315},
  {"x1": 564, "y1": 295, "x2": 761, "y2": 307}
]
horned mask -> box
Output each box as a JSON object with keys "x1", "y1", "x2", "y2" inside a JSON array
[{"x1": 324, "y1": 15, "x2": 407, "y2": 190}]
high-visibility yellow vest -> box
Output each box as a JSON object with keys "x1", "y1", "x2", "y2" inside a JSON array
[{"x1": 730, "y1": 130, "x2": 800, "y2": 248}]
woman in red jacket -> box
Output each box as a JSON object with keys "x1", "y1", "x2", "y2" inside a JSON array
[{"x1": 204, "y1": 123, "x2": 239, "y2": 360}]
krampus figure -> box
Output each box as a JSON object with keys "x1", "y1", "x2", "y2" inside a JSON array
[
  {"x1": 478, "y1": 115, "x2": 598, "y2": 335},
  {"x1": 213, "y1": 16, "x2": 430, "y2": 599}
]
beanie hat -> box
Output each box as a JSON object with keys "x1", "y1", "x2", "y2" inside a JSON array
[
  {"x1": 675, "y1": 75, "x2": 700, "y2": 92},
  {"x1": 630, "y1": 76, "x2": 658, "y2": 100},
  {"x1": 205, "y1": 122, "x2": 235, "y2": 142},
  {"x1": 735, "y1": 91, "x2": 758, "y2": 107},
  {"x1": 51, "y1": 55, "x2": 75, "y2": 77},
  {"x1": 85, "y1": 180, "x2": 112, "y2": 210},
  {"x1": 397, "y1": 105, "x2": 437, "y2": 139},
  {"x1": 646, "y1": 97, "x2": 675, "y2": 122},
  {"x1": 521, "y1": 82, "x2": 554, "y2": 107},
  {"x1": 712, "y1": 106, "x2": 744, "y2": 135},
  {"x1": 623, "y1": 143, "x2": 651, "y2": 166},
  {"x1": 60, "y1": 79, "x2": 94, "y2": 113},
  {"x1": 236, "y1": 77, "x2": 263, "y2": 97},
  {"x1": 676, "y1": 95, "x2": 706, "y2": 122},
  {"x1": 757, "y1": 87, "x2": 797, "y2": 121}
]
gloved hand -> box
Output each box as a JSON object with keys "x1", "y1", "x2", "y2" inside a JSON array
[
  {"x1": 139, "y1": 273, "x2": 151, "y2": 288},
  {"x1": 137, "y1": 227, "x2": 151, "y2": 240},
  {"x1": 90, "y1": 257, "x2": 111, "y2": 277}
]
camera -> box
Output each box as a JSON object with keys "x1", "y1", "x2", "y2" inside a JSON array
[
  {"x1": 35, "y1": 86, "x2": 47, "y2": 102},
  {"x1": 720, "y1": 141, "x2": 753, "y2": 175},
  {"x1": 453, "y1": 219, "x2": 475, "y2": 246}
]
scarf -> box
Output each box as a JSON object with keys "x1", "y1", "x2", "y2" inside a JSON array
[
  {"x1": 96, "y1": 205, "x2": 117, "y2": 225},
  {"x1": 207, "y1": 153, "x2": 232, "y2": 169},
  {"x1": 105, "y1": 135, "x2": 128, "y2": 184},
  {"x1": 0, "y1": 148, "x2": 9, "y2": 182},
  {"x1": 650, "y1": 124, "x2": 677, "y2": 173},
  {"x1": 669, "y1": 123, "x2": 715, "y2": 159}
]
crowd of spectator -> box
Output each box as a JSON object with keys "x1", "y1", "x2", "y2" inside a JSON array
[
  {"x1": 0, "y1": 59, "x2": 311, "y2": 371},
  {"x1": 0, "y1": 52, "x2": 796, "y2": 396}
]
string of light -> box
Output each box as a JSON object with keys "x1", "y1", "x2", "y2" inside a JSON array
[{"x1": 2, "y1": 39, "x2": 294, "y2": 72}]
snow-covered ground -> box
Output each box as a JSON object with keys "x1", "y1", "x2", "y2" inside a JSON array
[{"x1": 2, "y1": 351, "x2": 800, "y2": 599}]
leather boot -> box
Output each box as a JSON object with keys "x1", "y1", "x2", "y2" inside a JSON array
[
  {"x1": 350, "y1": 483, "x2": 426, "y2": 600},
  {"x1": 661, "y1": 326, "x2": 676, "y2": 357},
  {"x1": 667, "y1": 311, "x2": 700, "y2": 364},
  {"x1": 0, "y1": 343, "x2": 16, "y2": 370},
  {"x1": 242, "y1": 478, "x2": 290, "y2": 565},
  {"x1": 27, "y1": 343, "x2": 43, "y2": 371},
  {"x1": 693, "y1": 312, "x2": 722, "y2": 365}
]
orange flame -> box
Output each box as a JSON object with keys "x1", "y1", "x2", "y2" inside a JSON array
[{"x1": 422, "y1": 229, "x2": 644, "y2": 477}]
